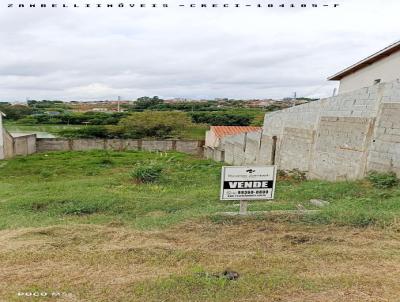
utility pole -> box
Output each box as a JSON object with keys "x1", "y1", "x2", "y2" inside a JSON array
[
  {"x1": 117, "y1": 96, "x2": 121, "y2": 112},
  {"x1": 293, "y1": 92, "x2": 297, "y2": 107}
]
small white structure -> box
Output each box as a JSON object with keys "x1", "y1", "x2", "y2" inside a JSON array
[
  {"x1": 329, "y1": 40, "x2": 400, "y2": 94},
  {"x1": 0, "y1": 111, "x2": 5, "y2": 160}
]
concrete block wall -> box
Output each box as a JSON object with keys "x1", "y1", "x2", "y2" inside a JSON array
[
  {"x1": 2, "y1": 129, "x2": 14, "y2": 159},
  {"x1": 263, "y1": 82, "x2": 388, "y2": 137},
  {"x1": 309, "y1": 117, "x2": 374, "y2": 180},
  {"x1": 219, "y1": 133, "x2": 241, "y2": 165},
  {"x1": 207, "y1": 80, "x2": 400, "y2": 180},
  {"x1": 70, "y1": 139, "x2": 105, "y2": 151},
  {"x1": 35, "y1": 138, "x2": 204, "y2": 156},
  {"x1": 215, "y1": 132, "x2": 264, "y2": 165},
  {"x1": 36, "y1": 138, "x2": 71, "y2": 152},
  {"x1": 367, "y1": 103, "x2": 400, "y2": 175},
  {"x1": 277, "y1": 128, "x2": 315, "y2": 172},
  {"x1": 0, "y1": 129, "x2": 5, "y2": 160},
  {"x1": 244, "y1": 131, "x2": 262, "y2": 164},
  {"x1": 176, "y1": 140, "x2": 203, "y2": 155},
  {"x1": 257, "y1": 135, "x2": 275, "y2": 165},
  {"x1": 204, "y1": 146, "x2": 224, "y2": 162}
]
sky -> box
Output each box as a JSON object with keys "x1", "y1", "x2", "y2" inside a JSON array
[{"x1": 0, "y1": 0, "x2": 399, "y2": 101}]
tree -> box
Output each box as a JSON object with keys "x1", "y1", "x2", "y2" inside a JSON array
[
  {"x1": 110, "y1": 111, "x2": 192, "y2": 139},
  {"x1": 134, "y1": 96, "x2": 164, "y2": 110},
  {"x1": 0, "y1": 105, "x2": 33, "y2": 120}
]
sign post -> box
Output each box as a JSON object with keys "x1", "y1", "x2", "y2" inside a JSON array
[
  {"x1": 220, "y1": 166, "x2": 277, "y2": 215},
  {"x1": 239, "y1": 200, "x2": 248, "y2": 215}
]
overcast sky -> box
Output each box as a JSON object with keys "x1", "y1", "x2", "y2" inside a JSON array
[{"x1": 0, "y1": 0, "x2": 399, "y2": 101}]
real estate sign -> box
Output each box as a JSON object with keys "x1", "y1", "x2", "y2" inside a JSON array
[{"x1": 220, "y1": 166, "x2": 276, "y2": 201}]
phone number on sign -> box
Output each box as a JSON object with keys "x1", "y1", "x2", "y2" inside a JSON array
[{"x1": 237, "y1": 190, "x2": 269, "y2": 195}]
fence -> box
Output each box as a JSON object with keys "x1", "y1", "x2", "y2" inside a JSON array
[{"x1": 36, "y1": 138, "x2": 205, "y2": 156}]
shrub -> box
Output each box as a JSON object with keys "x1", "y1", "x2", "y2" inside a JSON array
[
  {"x1": 189, "y1": 112, "x2": 253, "y2": 126},
  {"x1": 21, "y1": 112, "x2": 127, "y2": 125},
  {"x1": 58, "y1": 126, "x2": 111, "y2": 138},
  {"x1": 367, "y1": 171, "x2": 399, "y2": 189},
  {"x1": 0, "y1": 104, "x2": 33, "y2": 120},
  {"x1": 130, "y1": 163, "x2": 164, "y2": 183},
  {"x1": 277, "y1": 169, "x2": 307, "y2": 182},
  {"x1": 113, "y1": 111, "x2": 192, "y2": 139}
]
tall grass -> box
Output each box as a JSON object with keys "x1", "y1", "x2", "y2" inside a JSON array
[{"x1": 0, "y1": 150, "x2": 400, "y2": 230}]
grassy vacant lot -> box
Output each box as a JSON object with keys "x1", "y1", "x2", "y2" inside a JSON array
[{"x1": 1, "y1": 150, "x2": 400, "y2": 301}]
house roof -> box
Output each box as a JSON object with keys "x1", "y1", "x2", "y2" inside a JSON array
[
  {"x1": 328, "y1": 40, "x2": 400, "y2": 81},
  {"x1": 210, "y1": 126, "x2": 262, "y2": 138}
]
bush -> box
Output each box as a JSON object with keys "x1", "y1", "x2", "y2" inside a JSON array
[
  {"x1": 189, "y1": 112, "x2": 253, "y2": 126},
  {"x1": 130, "y1": 163, "x2": 164, "y2": 183},
  {"x1": 58, "y1": 126, "x2": 111, "y2": 138},
  {"x1": 277, "y1": 169, "x2": 307, "y2": 182},
  {"x1": 0, "y1": 104, "x2": 33, "y2": 120},
  {"x1": 18, "y1": 112, "x2": 128, "y2": 125},
  {"x1": 112, "y1": 111, "x2": 192, "y2": 139},
  {"x1": 367, "y1": 171, "x2": 399, "y2": 189}
]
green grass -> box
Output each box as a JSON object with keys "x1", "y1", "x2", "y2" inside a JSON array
[
  {"x1": 2, "y1": 152, "x2": 400, "y2": 301},
  {"x1": 1, "y1": 150, "x2": 400, "y2": 230},
  {"x1": 132, "y1": 269, "x2": 332, "y2": 302},
  {"x1": 179, "y1": 124, "x2": 208, "y2": 140}
]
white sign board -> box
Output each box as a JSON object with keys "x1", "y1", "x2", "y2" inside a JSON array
[{"x1": 220, "y1": 166, "x2": 276, "y2": 201}]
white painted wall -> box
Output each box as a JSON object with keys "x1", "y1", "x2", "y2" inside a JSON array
[
  {"x1": 339, "y1": 50, "x2": 400, "y2": 93},
  {"x1": 0, "y1": 113, "x2": 4, "y2": 160},
  {"x1": 263, "y1": 82, "x2": 385, "y2": 137}
]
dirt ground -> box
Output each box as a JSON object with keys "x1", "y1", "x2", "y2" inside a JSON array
[{"x1": 1, "y1": 219, "x2": 400, "y2": 302}]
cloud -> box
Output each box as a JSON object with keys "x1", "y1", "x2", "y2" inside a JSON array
[{"x1": 0, "y1": 0, "x2": 399, "y2": 101}]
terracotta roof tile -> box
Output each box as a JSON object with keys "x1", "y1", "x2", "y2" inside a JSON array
[{"x1": 210, "y1": 126, "x2": 262, "y2": 138}]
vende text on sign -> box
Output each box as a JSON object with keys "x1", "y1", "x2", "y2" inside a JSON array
[{"x1": 220, "y1": 166, "x2": 276, "y2": 201}]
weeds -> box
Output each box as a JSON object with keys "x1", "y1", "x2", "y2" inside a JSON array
[
  {"x1": 367, "y1": 171, "x2": 399, "y2": 189},
  {"x1": 130, "y1": 162, "x2": 164, "y2": 183},
  {"x1": 278, "y1": 169, "x2": 307, "y2": 182}
]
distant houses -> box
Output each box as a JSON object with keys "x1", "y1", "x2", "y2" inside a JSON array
[{"x1": 329, "y1": 40, "x2": 400, "y2": 94}]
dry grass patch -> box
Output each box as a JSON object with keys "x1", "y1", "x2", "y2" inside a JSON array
[{"x1": 1, "y1": 220, "x2": 400, "y2": 301}]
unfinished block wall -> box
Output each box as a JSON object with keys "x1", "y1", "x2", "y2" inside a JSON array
[
  {"x1": 208, "y1": 80, "x2": 400, "y2": 180},
  {"x1": 367, "y1": 103, "x2": 400, "y2": 175},
  {"x1": 278, "y1": 127, "x2": 315, "y2": 172},
  {"x1": 309, "y1": 117, "x2": 374, "y2": 180}
]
